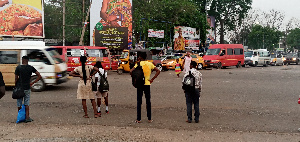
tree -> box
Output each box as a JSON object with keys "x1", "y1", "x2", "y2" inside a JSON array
[
  {"x1": 207, "y1": 0, "x2": 252, "y2": 44},
  {"x1": 286, "y1": 28, "x2": 300, "y2": 50},
  {"x1": 248, "y1": 25, "x2": 281, "y2": 51}
]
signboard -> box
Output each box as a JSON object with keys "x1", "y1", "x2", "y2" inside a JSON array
[
  {"x1": 90, "y1": 0, "x2": 132, "y2": 49},
  {"x1": 148, "y1": 29, "x2": 164, "y2": 38},
  {"x1": 185, "y1": 40, "x2": 200, "y2": 50},
  {"x1": 207, "y1": 16, "x2": 216, "y2": 43},
  {"x1": 174, "y1": 26, "x2": 200, "y2": 51},
  {"x1": 0, "y1": 0, "x2": 44, "y2": 37}
]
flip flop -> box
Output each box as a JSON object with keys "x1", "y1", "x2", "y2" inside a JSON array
[
  {"x1": 148, "y1": 120, "x2": 153, "y2": 123},
  {"x1": 83, "y1": 115, "x2": 89, "y2": 118},
  {"x1": 135, "y1": 120, "x2": 141, "y2": 123}
]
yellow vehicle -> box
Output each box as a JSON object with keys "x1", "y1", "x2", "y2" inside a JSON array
[
  {"x1": 117, "y1": 49, "x2": 153, "y2": 74},
  {"x1": 162, "y1": 53, "x2": 205, "y2": 70}
]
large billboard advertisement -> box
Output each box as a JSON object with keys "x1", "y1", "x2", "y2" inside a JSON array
[
  {"x1": 90, "y1": 0, "x2": 132, "y2": 50},
  {"x1": 174, "y1": 26, "x2": 200, "y2": 51},
  {"x1": 0, "y1": 0, "x2": 44, "y2": 37}
]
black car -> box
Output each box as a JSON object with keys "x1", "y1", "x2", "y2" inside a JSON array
[{"x1": 283, "y1": 53, "x2": 300, "y2": 65}]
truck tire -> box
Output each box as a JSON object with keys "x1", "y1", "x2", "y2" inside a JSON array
[
  {"x1": 217, "y1": 62, "x2": 222, "y2": 69},
  {"x1": 30, "y1": 76, "x2": 45, "y2": 92}
]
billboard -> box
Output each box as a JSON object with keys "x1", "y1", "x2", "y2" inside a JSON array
[
  {"x1": 148, "y1": 29, "x2": 164, "y2": 38},
  {"x1": 174, "y1": 26, "x2": 200, "y2": 51},
  {"x1": 90, "y1": 0, "x2": 132, "y2": 50},
  {"x1": 0, "y1": 0, "x2": 44, "y2": 37},
  {"x1": 207, "y1": 16, "x2": 216, "y2": 43}
]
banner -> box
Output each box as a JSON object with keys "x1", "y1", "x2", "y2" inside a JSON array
[
  {"x1": 0, "y1": 0, "x2": 44, "y2": 37},
  {"x1": 207, "y1": 16, "x2": 216, "y2": 43},
  {"x1": 148, "y1": 29, "x2": 164, "y2": 38},
  {"x1": 185, "y1": 40, "x2": 200, "y2": 50},
  {"x1": 174, "y1": 26, "x2": 200, "y2": 51},
  {"x1": 90, "y1": 0, "x2": 132, "y2": 49}
]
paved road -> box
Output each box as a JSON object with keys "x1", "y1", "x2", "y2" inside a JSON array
[{"x1": 0, "y1": 65, "x2": 300, "y2": 141}]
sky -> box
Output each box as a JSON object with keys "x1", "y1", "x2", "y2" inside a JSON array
[{"x1": 252, "y1": 0, "x2": 300, "y2": 21}]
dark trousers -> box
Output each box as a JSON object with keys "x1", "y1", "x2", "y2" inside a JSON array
[
  {"x1": 137, "y1": 85, "x2": 151, "y2": 121},
  {"x1": 185, "y1": 89, "x2": 200, "y2": 121}
]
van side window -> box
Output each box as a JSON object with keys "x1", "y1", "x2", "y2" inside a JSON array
[
  {"x1": 221, "y1": 49, "x2": 226, "y2": 55},
  {"x1": 227, "y1": 48, "x2": 233, "y2": 55},
  {"x1": 0, "y1": 51, "x2": 18, "y2": 64},
  {"x1": 27, "y1": 50, "x2": 51, "y2": 64}
]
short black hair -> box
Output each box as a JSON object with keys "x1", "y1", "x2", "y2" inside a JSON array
[
  {"x1": 190, "y1": 61, "x2": 197, "y2": 67},
  {"x1": 94, "y1": 61, "x2": 103, "y2": 68},
  {"x1": 22, "y1": 56, "x2": 29, "y2": 60},
  {"x1": 138, "y1": 52, "x2": 147, "y2": 60}
]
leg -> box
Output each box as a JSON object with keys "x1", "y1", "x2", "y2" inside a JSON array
[
  {"x1": 96, "y1": 92, "x2": 101, "y2": 116},
  {"x1": 23, "y1": 90, "x2": 32, "y2": 121},
  {"x1": 105, "y1": 93, "x2": 109, "y2": 113},
  {"x1": 17, "y1": 97, "x2": 22, "y2": 111},
  {"x1": 144, "y1": 85, "x2": 152, "y2": 121},
  {"x1": 82, "y1": 99, "x2": 88, "y2": 118},
  {"x1": 193, "y1": 89, "x2": 200, "y2": 123},
  {"x1": 91, "y1": 99, "x2": 98, "y2": 118},
  {"x1": 25, "y1": 105, "x2": 29, "y2": 120},
  {"x1": 185, "y1": 91, "x2": 193, "y2": 122},
  {"x1": 137, "y1": 87, "x2": 143, "y2": 121}
]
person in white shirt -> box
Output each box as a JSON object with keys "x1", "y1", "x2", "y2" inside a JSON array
[{"x1": 94, "y1": 61, "x2": 109, "y2": 117}]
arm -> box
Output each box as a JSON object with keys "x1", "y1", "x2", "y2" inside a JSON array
[
  {"x1": 149, "y1": 67, "x2": 160, "y2": 84},
  {"x1": 100, "y1": 0, "x2": 118, "y2": 23},
  {"x1": 0, "y1": 73, "x2": 5, "y2": 99},
  {"x1": 69, "y1": 71, "x2": 82, "y2": 78},
  {"x1": 91, "y1": 67, "x2": 100, "y2": 77},
  {"x1": 30, "y1": 71, "x2": 42, "y2": 86},
  {"x1": 15, "y1": 75, "x2": 19, "y2": 87},
  {"x1": 129, "y1": 67, "x2": 135, "y2": 75}
]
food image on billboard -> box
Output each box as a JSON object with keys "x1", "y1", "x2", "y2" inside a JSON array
[
  {"x1": 174, "y1": 26, "x2": 200, "y2": 51},
  {"x1": 90, "y1": 0, "x2": 132, "y2": 49},
  {"x1": 0, "y1": 0, "x2": 44, "y2": 37}
]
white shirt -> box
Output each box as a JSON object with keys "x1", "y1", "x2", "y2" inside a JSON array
[
  {"x1": 95, "y1": 68, "x2": 107, "y2": 86},
  {"x1": 182, "y1": 68, "x2": 202, "y2": 91}
]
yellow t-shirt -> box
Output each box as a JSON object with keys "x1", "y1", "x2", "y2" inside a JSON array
[{"x1": 134, "y1": 61, "x2": 155, "y2": 85}]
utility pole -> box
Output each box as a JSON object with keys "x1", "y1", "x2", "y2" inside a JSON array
[{"x1": 63, "y1": 0, "x2": 65, "y2": 46}]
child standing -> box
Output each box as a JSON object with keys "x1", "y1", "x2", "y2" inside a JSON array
[{"x1": 175, "y1": 59, "x2": 181, "y2": 77}]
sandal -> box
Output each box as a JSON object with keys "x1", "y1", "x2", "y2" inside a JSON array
[
  {"x1": 25, "y1": 118, "x2": 34, "y2": 123},
  {"x1": 148, "y1": 120, "x2": 153, "y2": 123},
  {"x1": 94, "y1": 114, "x2": 98, "y2": 118},
  {"x1": 135, "y1": 120, "x2": 141, "y2": 123},
  {"x1": 83, "y1": 115, "x2": 89, "y2": 118}
]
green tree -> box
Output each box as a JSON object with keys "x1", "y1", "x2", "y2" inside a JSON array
[
  {"x1": 286, "y1": 28, "x2": 300, "y2": 50},
  {"x1": 248, "y1": 25, "x2": 281, "y2": 51},
  {"x1": 208, "y1": 0, "x2": 252, "y2": 44}
]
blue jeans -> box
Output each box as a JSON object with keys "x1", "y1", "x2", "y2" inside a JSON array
[
  {"x1": 17, "y1": 89, "x2": 31, "y2": 107},
  {"x1": 185, "y1": 89, "x2": 200, "y2": 121},
  {"x1": 137, "y1": 85, "x2": 151, "y2": 121}
]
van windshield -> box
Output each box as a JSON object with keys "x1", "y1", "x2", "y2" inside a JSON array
[
  {"x1": 205, "y1": 48, "x2": 221, "y2": 55},
  {"x1": 244, "y1": 52, "x2": 253, "y2": 57},
  {"x1": 46, "y1": 48, "x2": 64, "y2": 64}
]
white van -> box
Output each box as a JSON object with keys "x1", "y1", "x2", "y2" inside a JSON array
[
  {"x1": 250, "y1": 49, "x2": 271, "y2": 67},
  {"x1": 0, "y1": 41, "x2": 68, "y2": 92}
]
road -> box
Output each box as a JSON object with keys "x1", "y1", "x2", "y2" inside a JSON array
[{"x1": 0, "y1": 65, "x2": 300, "y2": 142}]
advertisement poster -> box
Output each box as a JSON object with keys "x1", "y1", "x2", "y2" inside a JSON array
[
  {"x1": 174, "y1": 26, "x2": 200, "y2": 51},
  {"x1": 90, "y1": 0, "x2": 132, "y2": 49},
  {"x1": 185, "y1": 40, "x2": 200, "y2": 50},
  {"x1": 207, "y1": 16, "x2": 216, "y2": 43},
  {"x1": 0, "y1": 0, "x2": 44, "y2": 37},
  {"x1": 148, "y1": 29, "x2": 164, "y2": 38}
]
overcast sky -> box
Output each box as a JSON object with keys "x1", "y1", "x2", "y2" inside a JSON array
[{"x1": 252, "y1": 0, "x2": 300, "y2": 21}]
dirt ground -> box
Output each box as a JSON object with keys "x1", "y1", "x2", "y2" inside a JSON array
[{"x1": 1, "y1": 65, "x2": 300, "y2": 142}]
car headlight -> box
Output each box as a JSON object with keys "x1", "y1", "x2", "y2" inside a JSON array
[
  {"x1": 293, "y1": 58, "x2": 296, "y2": 61},
  {"x1": 211, "y1": 60, "x2": 219, "y2": 63},
  {"x1": 282, "y1": 58, "x2": 286, "y2": 61}
]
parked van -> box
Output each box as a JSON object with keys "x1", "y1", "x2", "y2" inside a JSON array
[
  {"x1": 270, "y1": 52, "x2": 284, "y2": 66},
  {"x1": 250, "y1": 49, "x2": 271, "y2": 67},
  {"x1": 0, "y1": 41, "x2": 68, "y2": 92},
  {"x1": 204, "y1": 44, "x2": 244, "y2": 69}
]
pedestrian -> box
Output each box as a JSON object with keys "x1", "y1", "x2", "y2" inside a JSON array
[
  {"x1": 14, "y1": 56, "x2": 42, "y2": 123},
  {"x1": 0, "y1": 71, "x2": 5, "y2": 99},
  {"x1": 182, "y1": 61, "x2": 202, "y2": 123},
  {"x1": 130, "y1": 52, "x2": 161, "y2": 123},
  {"x1": 94, "y1": 61, "x2": 109, "y2": 117},
  {"x1": 182, "y1": 52, "x2": 193, "y2": 73},
  {"x1": 69, "y1": 56, "x2": 99, "y2": 118},
  {"x1": 175, "y1": 59, "x2": 181, "y2": 78}
]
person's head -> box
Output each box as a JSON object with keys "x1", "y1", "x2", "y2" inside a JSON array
[
  {"x1": 186, "y1": 52, "x2": 190, "y2": 57},
  {"x1": 22, "y1": 56, "x2": 29, "y2": 64},
  {"x1": 138, "y1": 52, "x2": 147, "y2": 61},
  {"x1": 207, "y1": 17, "x2": 212, "y2": 27},
  {"x1": 178, "y1": 28, "x2": 182, "y2": 37},
  {"x1": 94, "y1": 61, "x2": 103, "y2": 69},
  {"x1": 176, "y1": 59, "x2": 179, "y2": 63},
  {"x1": 190, "y1": 61, "x2": 197, "y2": 69}
]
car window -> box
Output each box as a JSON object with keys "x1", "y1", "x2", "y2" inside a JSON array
[{"x1": 191, "y1": 55, "x2": 197, "y2": 58}]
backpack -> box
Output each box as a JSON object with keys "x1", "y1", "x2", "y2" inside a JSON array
[
  {"x1": 182, "y1": 71, "x2": 195, "y2": 93},
  {"x1": 98, "y1": 71, "x2": 109, "y2": 92},
  {"x1": 131, "y1": 62, "x2": 145, "y2": 88}
]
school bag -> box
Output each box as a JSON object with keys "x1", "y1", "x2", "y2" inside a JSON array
[
  {"x1": 131, "y1": 62, "x2": 145, "y2": 88},
  {"x1": 98, "y1": 71, "x2": 109, "y2": 92},
  {"x1": 182, "y1": 71, "x2": 195, "y2": 93}
]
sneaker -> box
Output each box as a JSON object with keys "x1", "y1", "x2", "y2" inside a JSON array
[
  {"x1": 186, "y1": 120, "x2": 192, "y2": 123},
  {"x1": 25, "y1": 118, "x2": 34, "y2": 123},
  {"x1": 105, "y1": 110, "x2": 109, "y2": 114},
  {"x1": 195, "y1": 120, "x2": 199, "y2": 123}
]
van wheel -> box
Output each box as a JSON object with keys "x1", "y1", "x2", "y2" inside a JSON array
[
  {"x1": 30, "y1": 76, "x2": 45, "y2": 92},
  {"x1": 254, "y1": 61, "x2": 258, "y2": 67},
  {"x1": 236, "y1": 62, "x2": 241, "y2": 68},
  {"x1": 217, "y1": 62, "x2": 222, "y2": 69},
  {"x1": 197, "y1": 63, "x2": 203, "y2": 70},
  {"x1": 156, "y1": 64, "x2": 163, "y2": 71}
]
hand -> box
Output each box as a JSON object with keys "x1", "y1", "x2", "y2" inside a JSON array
[
  {"x1": 148, "y1": 79, "x2": 154, "y2": 84},
  {"x1": 107, "y1": 15, "x2": 118, "y2": 22},
  {"x1": 110, "y1": 20, "x2": 120, "y2": 27},
  {"x1": 79, "y1": 75, "x2": 83, "y2": 79},
  {"x1": 30, "y1": 82, "x2": 34, "y2": 86}
]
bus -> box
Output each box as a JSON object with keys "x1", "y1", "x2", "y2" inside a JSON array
[
  {"x1": 52, "y1": 46, "x2": 118, "y2": 71},
  {"x1": 204, "y1": 44, "x2": 244, "y2": 69}
]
